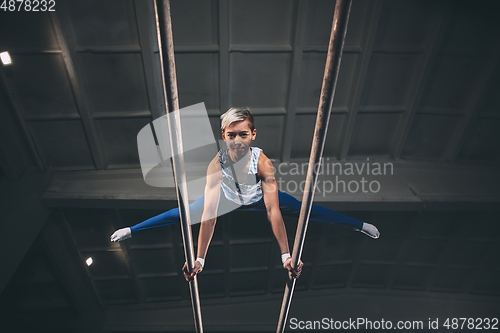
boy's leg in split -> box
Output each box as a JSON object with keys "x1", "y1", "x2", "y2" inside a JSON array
[
  {"x1": 111, "y1": 193, "x2": 244, "y2": 242},
  {"x1": 129, "y1": 195, "x2": 207, "y2": 237},
  {"x1": 275, "y1": 190, "x2": 379, "y2": 238}
]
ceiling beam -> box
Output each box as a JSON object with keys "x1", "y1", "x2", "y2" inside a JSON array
[
  {"x1": 391, "y1": 3, "x2": 452, "y2": 159},
  {"x1": 50, "y1": 8, "x2": 106, "y2": 170},
  {"x1": 134, "y1": 0, "x2": 164, "y2": 121},
  {"x1": 280, "y1": 0, "x2": 308, "y2": 162},
  {"x1": 0, "y1": 87, "x2": 33, "y2": 180},
  {"x1": 0, "y1": 65, "x2": 46, "y2": 171},
  {"x1": 337, "y1": 0, "x2": 384, "y2": 161},
  {"x1": 40, "y1": 160, "x2": 500, "y2": 212}
]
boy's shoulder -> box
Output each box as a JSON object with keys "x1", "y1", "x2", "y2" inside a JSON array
[
  {"x1": 256, "y1": 150, "x2": 273, "y2": 170},
  {"x1": 207, "y1": 154, "x2": 222, "y2": 172}
]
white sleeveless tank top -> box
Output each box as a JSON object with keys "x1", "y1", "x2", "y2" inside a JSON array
[{"x1": 219, "y1": 147, "x2": 263, "y2": 205}]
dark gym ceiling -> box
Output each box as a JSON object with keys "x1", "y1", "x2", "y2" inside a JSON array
[{"x1": 0, "y1": 0, "x2": 499, "y2": 332}]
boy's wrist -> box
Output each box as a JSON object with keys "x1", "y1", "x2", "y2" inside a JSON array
[
  {"x1": 196, "y1": 257, "x2": 205, "y2": 268},
  {"x1": 281, "y1": 253, "x2": 291, "y2": 264}
]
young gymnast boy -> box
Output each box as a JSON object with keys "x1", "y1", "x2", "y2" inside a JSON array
[{"x1": 111, "y1": 108, "x2": 380, "y2": 281}]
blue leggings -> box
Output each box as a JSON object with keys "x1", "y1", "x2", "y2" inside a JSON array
[{"x1": 131, "y1": 190, "x2": 363, "y2": 236}]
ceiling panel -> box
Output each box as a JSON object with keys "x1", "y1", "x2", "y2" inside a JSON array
[
  {"x1": 352, "y1": 263, "x2": 391, "y2": 288},
  {"x1": 303, "y1": 0, "x2": 335, "y2": 47},
  {"x1": 291, "y1": 114, "x2": 346, "y2": 159},
  {"x1": 198, "y1": 273, "x2": 225, "y2": 298},
  {"x1": 79, "y1": 53, "x2": 150, "y2": 113},
  {"x1": 64, "y1": 208, "x2": 115, "y2": 248},
  {"x1": 392, "y1": 265, "x2": 432, "y2": 291},
  {"x1": 368, "y1": 211, "x2": 415, "y2": 237},
  {"x1": 313, "y1": 263, "x2": 352, "y2": 288},
  {"x1": 176, "y1": 53, "x2": 220, "y2": 110},
  {"x1": 171, "y1": 0, "x2": 218, "y2": 46},
  {"x1": 457, "y1": 118, "x2": 500, "y2": 162},
  {"x1": 299, "y1": 237, "x2": 318, "y2": 264},
  {"x1": 203, "y1": 244, "x2": 224, "y2": 271},
  {"x1": 470, "y1": 268, "x2": 500, "y2": 296},
  {"x1": 430, "y1": 267, "x2": 471, "y2": 293},
  {"x1": 465, "y1": 211, "x2": 500, "y2": 241},
  {"x1": 320, "y1": 234, "x2": 360, "y2": 263},
  {"x1": 0, "y1": 11, "x2": 58, "y2": 49},
  {"x1": 251, "y1": 115, "x2": 284, "y2": 159},
  {"x1": 415, "y1": 210, "x2": 462, "y2": 238},
  {"x1": 230, "y1": 270, "x2": 267, "y2": 295},
  {"x1": 358, "y1": 237, "x2": 403, "y2": 262},
  {"x1": 480, "y1": 74, "x2": 500, "y2": 117},
  {"x1": 10, "y1": 54, "x2": 78, "y2": 116},
  {"x1": 229, "y1": 212, "x2": 272, "y2": 240},
  {"x1": 349, "y1": 113, "x2": 401, "y2": 156},
  {"x1": 94, "y1": 279, "x2": 136, "y2": 303},
  {"x1": 298, "y1": 52, "x2": 358, "y2": 110},
  {"x1": 229, "y1": 0, "x2": 294, "y2": 46},
  {"x1": 26, "y1": 120, "x2": 95, "y2": 168},
  {"x1": 230, "y1": 243, "x2": 271, "y2": 269},
  {"x1": 66, "y1": 0, "x2": 139, "y2": 46},
  {"x1": 405, "y1": 239, "x2": 447, "y2": 265},
  {"x1": 230, "y1": 53, "x2": 290, "y2": 108},
  {"x1": 304, "y1": 0, "x2": 370, "y2": 48},
  {"x1": 96, "y1": 117, "x2": 150, "y2": 168},
  {"x1": 420, "y1": 54, "x2": 486, "y2": 111},
  {"x1": 441, "y1": 1, "x2": 498, "y2": 54},
  {"x1": 375, "y1": 0, "x2": 434, "y2": 48},
  {"x1": 447, "y1": 240, "x2": 491, "y2": 268},
  {"x1": 297, "y1": 52, "x2": 327, "y2": 109},
  {"x1": 401, "y1": 113, "x2": 460, "y2": 160},
  {"x1": 140, "y1": 276, "x2": 183, "y2": 301},
  {"x1": 360, "y1": 53, "x2": 420, "y2": 108},
  {"x1": 131, "y1": 248, "x2": 177, "y2": 275},
  {"x1": 271, "y1": 267, "x2": 289, "y2": 292}
]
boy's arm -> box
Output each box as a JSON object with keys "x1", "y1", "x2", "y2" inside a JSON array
[
  {"x1": 183, "y1": 156, "x2": 222, "y2": 281},
  {"x1": 258, "y1": 154, "x2": 303, "y2": 278}
]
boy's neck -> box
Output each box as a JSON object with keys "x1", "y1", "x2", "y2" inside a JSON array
[{"x1": 227, "y1": 147, "x2": 252, "y2": 165}]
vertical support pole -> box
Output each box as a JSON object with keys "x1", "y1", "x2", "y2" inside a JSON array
[
  {"x1": 276, "y1": 1, "x2": 352, "y2": 332},
  {"x1": 153, "y1": 1, "x2": 204, "y2": 332}
]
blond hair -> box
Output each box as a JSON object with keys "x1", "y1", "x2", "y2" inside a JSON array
[{"x1": 220, "y1": 107, "x2": 254, "y2": 131}]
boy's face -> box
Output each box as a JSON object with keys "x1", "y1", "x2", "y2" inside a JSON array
[{"x1": 222, "y1": 119, "x2": 256, "y2": 160}]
